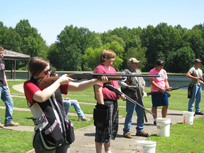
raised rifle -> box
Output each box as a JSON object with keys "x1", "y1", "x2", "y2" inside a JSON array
[
  {"x1": 146, "y1": 86, "x2": 188, "y2": 96},
  {"x1": 38, "y1": 73, "x2": 159, "y2": 90},
  {"x1": 103, "y1": 84, "x2": 154, "y2": 116},
  {"x1": 68, "y1": 73, "x2": 159, "y2": 81}
]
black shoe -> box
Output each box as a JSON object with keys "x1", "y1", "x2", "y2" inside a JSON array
[
  {"x1": 195, "y1": 112, "x2": 204, "y2": 115},
  {"x1": 153, "y1": 121, "x2": 157, "y2": 125}
]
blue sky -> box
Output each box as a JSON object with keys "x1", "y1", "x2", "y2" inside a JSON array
[{"x1": 1, "y1": 0, "x2": 203, "y2": 46}]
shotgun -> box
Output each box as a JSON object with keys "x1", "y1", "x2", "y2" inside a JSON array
[
  {"x1": 190, "y1": 73, "x2": 204, "y2": 82},
  {"x1": 68, "y1": 73, "x2": 160, "y2": 81},
  {"x1": 103, "y1": 84, "x2": 154, "y2": 116},
  {"x1": 147, "y1": 86, "x2": 188, "y2": 96},
  {"x1": 38, "y1": 73, "x2": 159, "y2": 90}
]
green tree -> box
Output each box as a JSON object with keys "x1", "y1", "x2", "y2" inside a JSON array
[
  {"x1": 83, "y1": 41, "x2": 124, "y2": 70},
  {"x1": 166, "y1": 46, "x2": 195, "y2": 73},
  {"x1": 182, "y1": 29, "x2": 204, "y2": 62},
  {"x1": 124, "y1": 35, "x2": 147, "y2": 71},
  {"x1": 15, "y1": 19, "x2": 48, "y2": 58}
]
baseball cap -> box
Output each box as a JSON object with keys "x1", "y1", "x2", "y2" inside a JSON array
[
  {"x1": 194, "y1": 59, "x2": 202, "y2": 63},
  {"x1": 127, "y1": 58, "x2": 140, "y2": 64}
]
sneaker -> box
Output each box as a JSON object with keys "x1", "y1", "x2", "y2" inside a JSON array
[
  {"x1": 5, "y1": 121, "x2": 19, "y2": 126},
  {"x1": 123, "y1": 133, "x2": 132, "y2": 138},
  {"x1": 153, "y1": 121, "x2": 157, "y2": 125},
  {"x1": 136, "y1": 131, "x2": 149, "y2": 137},
  {"x1": 195, "y1": 112, "x2": 204, "y2": 115},
  {"x1": 0, "y1": 123, "x2": 4, "y2": 128},
  {"x1": 78, "y1": 118, "x2": 91, "y2": 121}
]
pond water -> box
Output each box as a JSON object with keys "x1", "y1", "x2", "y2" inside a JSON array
[{"x1": 6, "y1": 72, "x2": 195, "y2": 90}]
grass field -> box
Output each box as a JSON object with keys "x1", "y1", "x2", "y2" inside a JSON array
[{"x1": 0, "y1": 80, "x2": 204, "y2": 152}]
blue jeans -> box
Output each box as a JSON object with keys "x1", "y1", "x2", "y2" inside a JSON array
[
  {"x1": 63, "y1": 100, "x2": 85, "y2": 119},
  {"x1": 0, "y1": 86, "x2": 13, "y2": 125},
  {"x1": 188, "y1": 85, "x2": 202, "y2": 112},
  {"x1": 123, "y1": 99, "x2": 144, "y2": 134}
]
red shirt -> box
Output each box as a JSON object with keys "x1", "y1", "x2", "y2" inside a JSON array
[
  {"x1": 24, "y1": 80, "x2": 69, "y2": 105},
  {"x1": 93, "y1": 63, "x2": 119, "y2": 100}
]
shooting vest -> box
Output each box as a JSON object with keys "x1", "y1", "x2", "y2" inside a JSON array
[
  {"x1": 121, "y1": 68, "x2": 144, "y2": 100},
  {"x1": 28, "y1": 76, "x2": 71, "y2": 150}
]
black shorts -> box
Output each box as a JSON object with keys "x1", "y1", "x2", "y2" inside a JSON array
[{"x1": 95, "y1": 100, "x2": 118, "y2": 144}]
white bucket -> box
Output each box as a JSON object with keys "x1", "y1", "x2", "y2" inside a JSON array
[
  {"x1": 156, "y1": 118, "x2": 171, "y2": 137},
  {"x1": 136, "y1": 140, "x2": 156, "y2": 153},
  {"x1": 183, "y1": 111, "x2": 194, "y2": 125}
]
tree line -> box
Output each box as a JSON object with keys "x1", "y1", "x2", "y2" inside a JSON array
[{"x1": 0, "y1": 19, "x2": 204, "y2": 73}]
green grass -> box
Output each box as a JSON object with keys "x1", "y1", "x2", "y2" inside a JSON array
[
  {"x1": 0, "y1": 129, "x2": 33, "y2": 153},
  {"x1": 145, "y1": 117, "x2": 204, "y2": 153},
  {"x1": 1, "y1": 80, "x2": 204, "y2": 153}
]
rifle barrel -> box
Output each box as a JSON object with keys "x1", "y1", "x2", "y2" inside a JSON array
[
  {"x1": 103, "y1": 84, "x2": 154, "y2": 116},
  {"x1": 71, "y1": 73, "x2": 159, "y2": 78}
]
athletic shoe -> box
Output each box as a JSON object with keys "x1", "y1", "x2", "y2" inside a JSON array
[
  {"x1": 123, "y1": 133, "x2": 132, "y2": 138},
  {"x1": 5, "y1": 121, "x2": 19, "y2": 126},
  {"x1": 153, "y1": 121, "x2": 157, "y2": 125},
  {"x1": 195, "y1": 112, "x2": 204, "y2": 115},
  {"x1": 136, "y1": 131, "x2": 149, "y2": 137},
  {"x1": 78, "y1": 118, "x2": 91, "y2": 121}
]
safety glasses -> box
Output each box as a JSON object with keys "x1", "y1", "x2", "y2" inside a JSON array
[{"x1": 42, "y1": 67, "x2": 51, "y2": 75}]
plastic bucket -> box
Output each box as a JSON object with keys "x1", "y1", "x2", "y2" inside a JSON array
[
  {"x1": 136, "y1": 140, "x2": 156, "y2": 153},
  {"x1": 183, "y1": 111, "x2": 194, "y2": 125},
  {"x1": 156, "y1": 118, "x2": 171, "y2": 137}
]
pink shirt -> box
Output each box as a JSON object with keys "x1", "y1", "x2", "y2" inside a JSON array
[
  {"x1": 93, "y1": 63, "x2": 119, "y2": 100},
  {"x1": 148, "y1": 67, "x2": 168, "y2": 92}
]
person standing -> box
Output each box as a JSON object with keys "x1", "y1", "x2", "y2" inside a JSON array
[
  {"x1": 119, "y1": 58, "x2": 149, "y2": 138},
  {"x1": 0, "y1": 46, "x2": 19, "y2": 128},
  {"x1": 50, "y1": 71, "x2": 91, "y2": 121},
  {"x1": 186, "y1": 59, "x2": 204, "y2": 115},
  {"x1": 24, "y1": 56, "x2": 108, "y2": 153},
  {"x1": 148, "y1": 59, "x2": 171, "y2": 125},
  {"x1": 93, "y1": 49, "x2": 126, "y2": 153}
]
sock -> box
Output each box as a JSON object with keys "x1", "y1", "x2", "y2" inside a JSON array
[
  {"x1": 105, "y1": 150, "x2": 111, "y2": 153},
  {"x1": 154, "y1": 118, "x2": 156, "y2": 122}
]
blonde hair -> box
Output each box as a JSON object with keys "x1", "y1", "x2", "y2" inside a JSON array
[
  {"x1": 99, "y1": 49, "x2": 116, "y2": 63},
  {"x1": 28, "y1": 56, "x2": 50, "y2": 76},
  {"x1": 0, "y1": 46, "x2": 4, "y2": 51}
]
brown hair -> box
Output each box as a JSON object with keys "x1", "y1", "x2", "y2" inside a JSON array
[
  {"x1": 28, "y1": 56, "x2": 50, "y2": 76},
  {"x1": 50, "y1": 71, "x2": 58, "y2": 77},
  {"x1": 0, "y1": 46, "x2": 4, "y2": 51},
  {"x1": 99, "y1": 49, "x2": 116, "y2": 63}
]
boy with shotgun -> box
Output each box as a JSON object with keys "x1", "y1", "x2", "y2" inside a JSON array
[{"x1": 148, "y1": 59, "x2": 172, "y2": 125}]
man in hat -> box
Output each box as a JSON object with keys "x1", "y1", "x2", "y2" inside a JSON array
[
  {"x1": 148, "y1": 59, "x2": 171, "y2": 125},
  {"x1": 119, "y1": 57, "x2": 149, "y2": 138},
  {"x1": 186, "y1": 59, "x2": 204, "y2": 115}
]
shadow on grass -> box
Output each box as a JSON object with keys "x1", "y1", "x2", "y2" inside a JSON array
[{"x1": 167, "y1": 113, "x2": 183, "y2": 116}]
